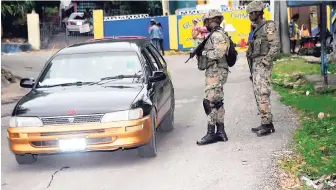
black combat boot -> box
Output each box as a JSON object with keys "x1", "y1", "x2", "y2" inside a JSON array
[
  {"x1": 251, "y1": 125, "x2": 263, "y2": 132},
  {"x1": 215, "y1": 122, "x2": 228, "y2": 142},
  {"x1": 197, "y1": 125, "x2": 217, "y2": 145},
  {"x1": 256, "y1": 123, "x2": 275, "y2": 137}
]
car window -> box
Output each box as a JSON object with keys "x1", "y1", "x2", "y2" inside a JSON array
[
  {"x1": 145, "y1": 46, "x2": 163, "y2": 70},
  {"x1": 141, "y1": 48, "x2": 160, "y2": 71},
  {"x1": 69, "y1": 13, "x2": 83, "y2": 20},
  {"x1": 139, "y1": 51, "x2": 153, "y2": 76},
  {"x1": 37, "y1": 51, "x2": 143, "y2": 87},
  {"x1": 148, "y1": 45, "x2": 167, "y2": 68}
]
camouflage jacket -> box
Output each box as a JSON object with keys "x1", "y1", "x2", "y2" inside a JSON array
[
  {"x1": 247, "y1": 20, "x2": 280, "y2": 65},
  {"x1": 202, "y1": 28, "x2": 230, "y2": 69}
]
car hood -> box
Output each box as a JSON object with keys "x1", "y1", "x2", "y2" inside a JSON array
[{"x1": 14, "y1": 85, "x2": 145, "y2": 117}]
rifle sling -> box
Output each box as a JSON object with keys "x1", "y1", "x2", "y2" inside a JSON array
[
  {"x1": 252, "y1": 20, "x2": 269, "y2": 39},
  {"x1": 248, "y1": 21, "x2": 269, "y2": 59}
]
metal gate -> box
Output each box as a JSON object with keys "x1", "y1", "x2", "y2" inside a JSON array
[{"x1": 40, "y1": 15, "x2": 93, "y2": 50}]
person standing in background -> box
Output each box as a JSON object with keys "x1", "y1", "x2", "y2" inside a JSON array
[
  {"x1": 191, "y1": 19, "x2": 201, "y2": 48},
  {"x1": 148, "y1": 19, "x2": 161, "y2": 51},
  {"x1": 289, "y1": 14, "x2": 299, "y2": 54},
  {"x1": 300, "y1": 24, "x2": 310, "y2": 38},
  {"x1": 157, "y1": 22, "x2": 165, "y2": 55},
  {"x1": 198, "y1": 26, "x2": 210, "y2": 43}
]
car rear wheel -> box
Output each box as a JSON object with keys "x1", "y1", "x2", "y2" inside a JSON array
[
  {"x1": 15, "y1": 154, "x2": 37, "y2": 165},
  {"x1": 138, "y1": 110, "x2": 157, "y2": 158}
]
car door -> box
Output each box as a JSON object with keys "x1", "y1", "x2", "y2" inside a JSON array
[
  {"x1": 140, "y1": 46, "x2": 165, "y2": 125},
  {"x1": 145, "y1": 44, "x2": 172, "y2": 123}
]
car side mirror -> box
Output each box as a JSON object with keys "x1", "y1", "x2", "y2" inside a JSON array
[
  {"x1": 20, "y1": 78, "x2": 35, "y2": 88},
  {"x1": 149, "y1": 71, "x2": 166, "y2": 83}
]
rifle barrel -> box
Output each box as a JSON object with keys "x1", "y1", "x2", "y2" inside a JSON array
[{"x1": 185, "y1": 57, "x2": 191, "y2": 63}]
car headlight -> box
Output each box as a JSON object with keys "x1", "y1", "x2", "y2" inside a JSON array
[
  {"x1": 9, "y1": 117, "x2": 43, "y2": 127},
  {"x1": 100, "y1": 108, "x2": 143, "y2": 123}
]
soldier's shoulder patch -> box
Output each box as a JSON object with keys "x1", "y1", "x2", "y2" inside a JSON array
[{"x1": 265, "y1": 21, "x2": 277, "y2": 41}]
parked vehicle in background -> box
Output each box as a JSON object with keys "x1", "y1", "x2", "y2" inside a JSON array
[
  {"x1": 66, "y1": 12, "x2": 93, "y2": 35},
  {"x1": 7, "y1": 37, "x2": 175, "y2": 165}
]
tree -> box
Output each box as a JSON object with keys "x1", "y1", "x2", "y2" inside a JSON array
[
  {"x1": 1, "y1": 0, "x2": 35, "y2": 37},
  {"x1": 1, "y1": 0, "x2": 35, "y2": 19}
]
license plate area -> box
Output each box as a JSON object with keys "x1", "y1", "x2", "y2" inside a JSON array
[{"x1": 59, "y1": 138, "x2": 86, "y2": 152}]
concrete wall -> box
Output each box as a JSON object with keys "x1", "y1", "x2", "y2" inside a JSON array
[
  {"x1": 103, "y1": 16, "x2": 170, "y2": 51},
  {"x1": 92, "y1": 6, "x2": 272, "y2": 52}
]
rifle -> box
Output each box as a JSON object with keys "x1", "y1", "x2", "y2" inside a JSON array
[{"x1": 185, "y1": 26, "x2": 220, "y2": 63}]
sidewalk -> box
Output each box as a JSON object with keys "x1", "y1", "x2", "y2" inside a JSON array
[
  {"x1": 304, "y1": 74, "x2": 336, "y2": 89},
  {"x1": 1, "y1": 52, "x2": 47, "y2": 79},
  {"x1": 1, "y1": 83, "x2": 28, "y2": 104}
]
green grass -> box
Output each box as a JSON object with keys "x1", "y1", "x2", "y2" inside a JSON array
[
  {"x1": 272, "y1": 58, "x2": 336, "y2": 179},
  {"x1": 273, "y1": 58, "x2": 320, "y2": 75},
  {"x1": 329, "y1": 63, "x2": 336, "y2": 74}
]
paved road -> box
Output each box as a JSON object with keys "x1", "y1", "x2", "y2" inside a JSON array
[{"x1": 1, "y1": 53, "x2": 297, "y2": 190}]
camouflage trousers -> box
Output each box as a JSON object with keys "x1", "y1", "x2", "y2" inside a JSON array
[
  {"x1": 204, "y1": 64, "x2": 228, "y2": 126},
  {"x1": 252, "y1": 57, "x2": 273, "y2": 124}
]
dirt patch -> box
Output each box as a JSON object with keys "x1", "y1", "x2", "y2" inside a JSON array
[
  {"x1": 1, "y1": 68, "x2": 18, "y2": 86},
  {"x1": 1, "y1": 68, "x2": 28, "y2": 104}
]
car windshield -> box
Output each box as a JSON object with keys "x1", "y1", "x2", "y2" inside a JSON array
[{"x1": 37, "y1": 51, "x2": 143, "y2": 88}]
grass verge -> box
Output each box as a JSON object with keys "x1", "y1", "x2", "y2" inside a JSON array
[{"x1": 271, "y1": 57, "x2": 336, "y2": 184}]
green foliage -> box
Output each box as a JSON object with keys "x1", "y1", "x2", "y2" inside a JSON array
[
  {"x1": 273, "y1": 58, "x2": 336, "y2": 178},
  {"x1": 1, "y1": 0, "x2": 35, "y2": 19}
]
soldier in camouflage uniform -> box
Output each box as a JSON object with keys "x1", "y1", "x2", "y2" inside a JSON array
[
  {"x1": 196, "y1": 9, "x2": 230, "y2": 145},
  {"x1": 246, "y1": 0, "x2": 280, "y2": 136}
]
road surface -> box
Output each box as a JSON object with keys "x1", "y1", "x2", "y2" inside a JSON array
[{"x1": 1, "y1": 52, "x2": 297, "y2": 190}]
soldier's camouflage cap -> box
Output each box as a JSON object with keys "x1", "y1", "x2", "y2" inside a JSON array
[
  {"x1": 203, "y1": 9, "x2": 223, "y2": 22},
  {"x1": 246, "y1": 0, "x2": 264, "y2": 14}
]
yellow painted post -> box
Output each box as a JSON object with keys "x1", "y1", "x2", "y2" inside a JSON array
[
  {"x1": 27, "y1": 13, "x2": 40, "y2": 50},
  {"x1": 93, "y1": 10, "x2": 104, "y2": 39},
  {"x1": 168, "y1": 15, "x2": 178, "y2": 50},
  {"x1": 162, "y1": 0, "x2": 169, "y2": 15},
  {"x1": 327, "y1": 5, "x2": 330, "y2": 30},
  {"x1": 287, "y1": 7, "x2": 290, "y2": 21},
  {"x1": 197, "y1": 0, "x2": 205, "y2": 5}
]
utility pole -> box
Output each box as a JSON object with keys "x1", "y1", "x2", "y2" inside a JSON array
[
  {"x1": 273, "y1": 0, "x2": 281, "y2": 47},
  {"x1": 279, "y1": 0, "x2": 290, "y2": 54}
]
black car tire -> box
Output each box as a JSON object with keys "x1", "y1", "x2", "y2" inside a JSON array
[
  {"x1": 159, "y1": 92, "x2": 175, "y2": 132},
  {"x1": 138, "y1": 110, "x2": 157, "y2": 158},
  {"x1": 15, "y1": 154, "x2": 37, "y2": 165}
]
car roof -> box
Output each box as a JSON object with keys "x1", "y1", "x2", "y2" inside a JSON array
[{"x1": 56, "y1": 38, "x2": 150, "y2": 55}]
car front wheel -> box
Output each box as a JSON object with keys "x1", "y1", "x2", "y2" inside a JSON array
[
  {"x1": 15, "y1": 154, "x2": 37, "y2": 165},
  {"x1": 137, "y1": 110, "x2": 157, "y2": 158}
]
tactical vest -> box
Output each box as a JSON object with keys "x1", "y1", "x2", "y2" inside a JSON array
[
  {"x1": 250, "y1": 22, "x2": 270, "y2": 58},
  {"x1": 203, "y1": 29, "x2": 229, "y2": 69}
]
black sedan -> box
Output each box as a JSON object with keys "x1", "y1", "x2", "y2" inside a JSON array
[{"x1": 7, "y1": 37, "x2": 175, "y2": 164}]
